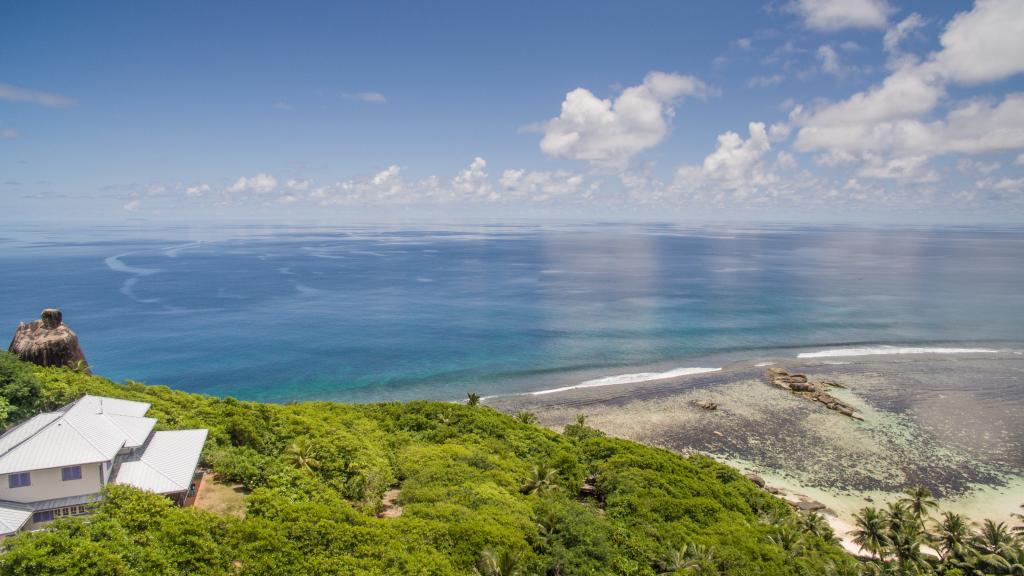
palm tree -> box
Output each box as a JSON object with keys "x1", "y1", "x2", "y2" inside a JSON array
[
  {"x1": 851, "y1": 507, "x2": 890, "y2": 559},
  {"x1": 934, "y1": 511, "x2": 971, "y2": 562},
  {"x1": 520, "y1": 465, "x2": 559, "y2": 495},
  {"x1": 515, "y1": 411, "x2": 538, "y2": 425},
  {"x1": 657, "y1": 543, "x2": 715, "y2": 575},
  {"x1": 767, "y1": 524, "x2": 806, "y2": 557},
  {"x1": 799, "y1": 512, "x2": 837, "y2": 542},
  {"x1": 474, "y1": 548, "x2": 524, "y2": 576},
  {"x1": 1013, "y1": 504, "x2": 1024, "y2": 537},
  {"x1": 899, "y1": 485, "x2": 939, "y2": 527},
  {"x1": 282, "y1": 437, "x2": 321, "y2": 472},
  {"x1": 973, "y1": 519, "x2": 1014, "y2": 558},
  {"x1": 884, "y1": 501, "x2": 914, "y2": 535},
  {"x1": 466, "y1": 392, "x2": 481, "y2": 407}
]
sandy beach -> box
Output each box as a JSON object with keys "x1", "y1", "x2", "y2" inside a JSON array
[{"x1": 485, "y1": 348, "x2": 1024, "y2": 552}]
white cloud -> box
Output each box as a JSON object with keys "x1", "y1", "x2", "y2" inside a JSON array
[
  {"x1": 273, "y1": 101, "x2": 293, "y2": 111},
  {"x1": 1016, "y1": 153, "x2": 1024, "y2": 166},
  {"x1": 792, "y1": 0, "x2": 1024, "y2": 175},
  {"x1": 798, "y1": 93, "x2": 1024, "y2": 156},
  {"x1": 286, "y1": 178, "x2": 311, "y2": 191},
  {"x1": 185, "y1": 183, "x2": 210, "y2": 197},
  {"x1": 931, "y1": 0, "x2": 1024, "y2": 84},
  {"x1": 883, "y1": 13, "x2": 926, "y2": 54},
  {"x1": 957, "y1": 159, "x2": 1001, "y2": 174},
  {"x1": 795, "y1": 66, "x2": 943, "y2": 128},
  {"x1": 122, "y1": 199, "x2": 141, "y2": 212},
  {"x1": 228, "y1": 173, "x2": 278, "y2": 194},
  {"x1": 450, "y1": 157, "x2": 494, "y2": 199},
  {"x1": 817, "y1": 45, "x2": 842, "y2": 75},
  {"x1": 540, "y1": 71, "x2": 712, "y2": 168},
  {"x1": 500, "y1": 169, "x2": 584, "y2": 201},
  {"x1": 0, "y1": 83, "x2": 76, "y2": 108},
  {"x1": 1, "y1": 127, "x2": 22, "y2": 139},
  {"x1": 674, "y1": 122, "x2": 780, "y2": 199},
  {"x1": 790, "y1": 0, "x2": 891, "y2": 31},
  {"x1": 343, "y1": 91, "x2": 387, "y2": 103},
  {"x1": 776, "y1": 151, "x2": 798, "y2": 170},
  {"x1": 856, "y1": 154, "x2": 937, "y2": 181}
]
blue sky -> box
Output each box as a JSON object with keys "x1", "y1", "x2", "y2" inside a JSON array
[{"x1": 2, "y1": 0, "x2": 1023, "y2": 223}]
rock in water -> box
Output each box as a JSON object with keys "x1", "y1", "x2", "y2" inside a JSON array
[{"x1": 8, "y1": 309, "x2": 89, "y2": 372}]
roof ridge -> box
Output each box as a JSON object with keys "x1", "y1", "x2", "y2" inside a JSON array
[
  {"x1": 0, "y1": 412, "x2": 62, "y2": 459},
  {"x1": 60, "y1": 414, "x2": 117, "y2": 462}
]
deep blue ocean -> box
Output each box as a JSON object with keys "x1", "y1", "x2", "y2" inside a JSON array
[{"x1": 1, "y1": 223, "x2": 1022, "y2": 403}]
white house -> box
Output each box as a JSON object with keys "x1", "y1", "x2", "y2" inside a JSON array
[{"x1": 0, "y1": 395, "x2": 207, "y2": 537}]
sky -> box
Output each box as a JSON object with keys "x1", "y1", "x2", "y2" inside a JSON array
[{"x1": 2, "y1": 0, "x2": 1024, "y2": 224}]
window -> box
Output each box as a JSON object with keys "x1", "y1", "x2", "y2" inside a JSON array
[
  {"x1": 8, "y1": 472, "x2": 30, "y2": 488},
  {"x1": 61, "y1": 466, "x2": 83, "y2": 481},
  {"x1": 32, "y1": 510, "x2": 53, "y2": 523}
]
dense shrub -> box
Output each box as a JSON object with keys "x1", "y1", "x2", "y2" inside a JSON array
[{"x1": 0, "y1": 357, "x2": 856, "y2": 575}]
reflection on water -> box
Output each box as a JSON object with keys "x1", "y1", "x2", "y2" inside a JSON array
[{"x1": 0, "y1": 223, "x2": 1021, "y2": 402}]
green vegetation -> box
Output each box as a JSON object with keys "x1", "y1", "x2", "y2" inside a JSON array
[
  {"x1": 2, "y1": 351, "x2": 1011, "y2": 575},
  {"x1": 849, "y1": 487, "x2": 1024, "y2": 575}
]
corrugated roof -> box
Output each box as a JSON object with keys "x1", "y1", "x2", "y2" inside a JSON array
[
  {"x1": 0, "y1": 501, "x2": 32, "y2": 535},
  {"x1": 0, "y1": 395, "x2": 156, "y2": 474},
  {"x1": 24, "y1": 493, "x2": 103, "y2": 512},
  {"x1": 114, "y1": 429, "x2": 207, "y2": 494}
]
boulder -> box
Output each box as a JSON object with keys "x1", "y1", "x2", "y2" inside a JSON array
[
  {"x1": 693, "y1": 399, "x2": 718, "y2": 411},
  {"x1": 744, "y1": 473, "x2": 766, "y2": 488},
  {"x1": 8, "y1": 309, "x2": 89, "y2": 372},
  {"x1": 792, "y1": 499, "x2": 826, "y2": 512}
]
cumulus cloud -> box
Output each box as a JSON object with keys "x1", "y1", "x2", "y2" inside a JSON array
[
  {"x1": 450, "y1": 157, "x2": 494, "y2": 199},
  {"x1": 0, "y1": 83, "x2": 76, "y2": 108},
  {"x1": 540, "y1": 71, "x2": 712, "y2": 168},
  {"x1": 930, "y1": 0, "x2": 1024, "y2": 84},
  {"x1": 674, "y1": 122, "x2": 779, "y2": 198},
  {"x1": 228, "y1": 173, "x2": 278, "y2": 194},
  {"x1": 789, "y1": 0, "x2": 891, "y2": 31},
  {"x1": 122, "y1": 199, "x2": 141, "y2": 212},
  {"x1": 286, "y1": 178, "x2": 310, "y2": 190},
  {"x1": 500, "y1": 169, "x2": 584, "y2": 201},
  {"x1": 343, "y1": 91, "x2": 387, "y2": 103},
  {"x1": 793, "y1": 0, "x2": 1024, "y2": 183},
  {"x1": 185, "y1": 183, "x2": 210, "y2": 197}
]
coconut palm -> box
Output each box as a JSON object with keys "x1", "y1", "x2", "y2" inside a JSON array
[
  {"x1": 515, "y1": 411, "x2": 538, "y2": 425},
  {"x1": 657, "y1": 543, "x2": 715, "y2": 575},
  {"x1": 282, "y1": 437, "x2": 321, "y2": 472},
  {"x1": 466, "y1": 392, "x2": 481, "y2": 407},
  {"x1": 474, "y1": 548, "x2": 525, "y2": 576},
  {"x1": 851, "y1": 506, "x2": 890, "y2": 559},
  {"x1": 799, "y1": 512, "x2": 837, "y2": 542},
  {"x1": 520, "y1": 465, "x2": 559, "y2": 495},
  {"x1": 934, "y1": 511, "x2": 972, "y2": 561},
  {"x1": 884, "y1": 501, "x2": 914, "y2": 535},
  {"x1": 1013, "y1": 504, "x2": 1024, "y2": 537},
  {"x1": 973, "y1": 519, "x2": 1015, "y2": 558},
  {"x1": 900, "y1": 485, "x2": 939, "y2": 527},
  {"x1": 767, "y1": 524, "x2": 806, "y2": 557}
]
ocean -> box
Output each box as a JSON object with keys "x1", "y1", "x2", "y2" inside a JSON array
[{"x1": 1, "y1": 223, "x2": 1022, "y2": 403}]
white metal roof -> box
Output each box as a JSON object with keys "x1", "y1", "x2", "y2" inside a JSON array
[
  {"x1": 114, "y1": 429, "x2": 207, "y2": 494},
  {"x1": 0, "y1": 395, "x2": 155, "y2": 474},
  {"x1": 0, "y1": 501, "x2": 32, "y2": 535}
]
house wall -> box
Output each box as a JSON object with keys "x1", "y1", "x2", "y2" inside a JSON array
[{"x1": 0, "y1": 463, "x2": 103, "y2": 504}]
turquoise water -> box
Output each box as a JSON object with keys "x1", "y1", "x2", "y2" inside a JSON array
[{"x1": 1, "y1": 223, "x2": 1021, "y2": 402}]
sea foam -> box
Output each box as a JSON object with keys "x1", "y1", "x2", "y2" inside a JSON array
[
  {"x1": 797, "y1": 346, "x2": 999, "y2": 359},
  {"x1": 530, "y1": 367, "x2": 721, "y2": 396}
]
